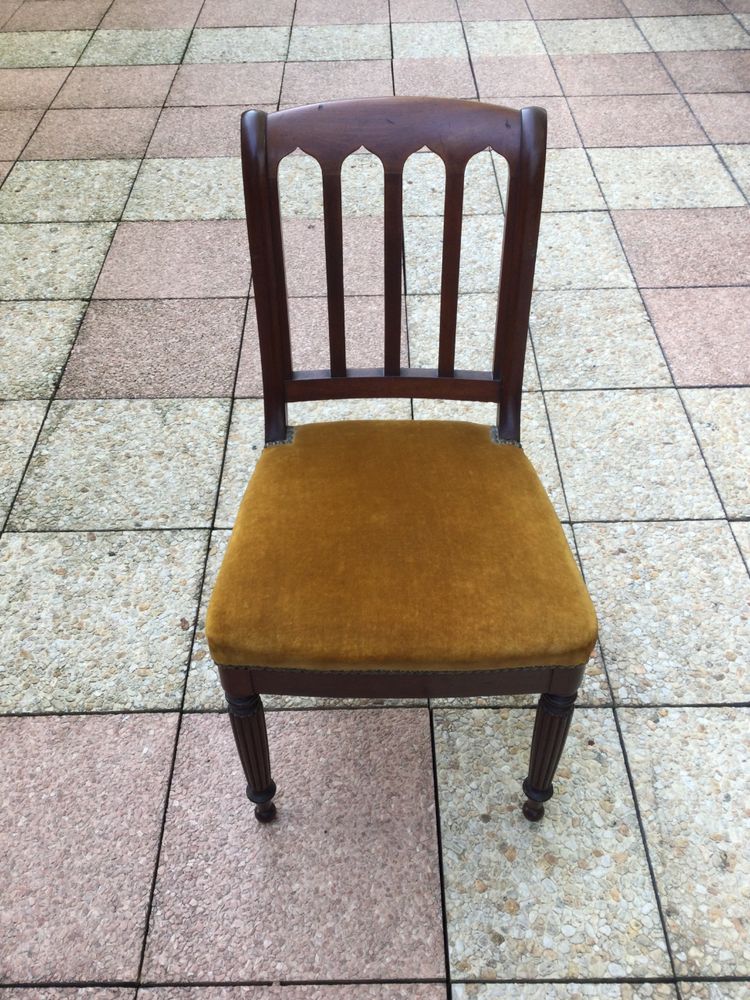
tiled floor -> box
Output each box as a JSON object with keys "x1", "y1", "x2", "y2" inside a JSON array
[{"x1": 0, "y1": 0, "x2": 748, "y2": 997}]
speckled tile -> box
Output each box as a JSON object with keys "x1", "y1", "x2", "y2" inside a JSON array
[
  {"x1": 539, "y1": 18, "x2": 649, "y2": 55},
  {"x1": 683, "y1": 389, "x2": 750, "y2": 518},
  {"x1": 0, "y1": 159, "x2": 139, "y2": 222},
  {"x1": 391, "y1": 0, "x2": 460, "y2": 20},
  {"x1": 22, "y1": 107, "x2": 160, "y2": 160},
  {"x1": 719, "y1": 143, "x2": 750, "y2": 199},
  {"x1": 0, "y1": 160, "x2": 11, "y2": 182},
  {"x1": 0, "y1": 299, "x2": 85, "y2": 398},
  {"x1": 166, "y1": 62, "x2": 283, "y2": 106},
  {"x1": 576, "y1": 521, "x2": 750, "y2": 704},
  {"x1": 274, "y1": 152, "x2": 378, "y2": 218},
  {"x1": 485, "y1": 96, "x2": 580, "y2": 148},
  {"x1": 434, "y1": 707, "x2": 669, "y2": 979},
  {"x1": 141, "y1": 989, "x2": 444, "y2": 1000},
  {"x1": 0, "y1": 530, "x2": 206, "y2": 712},
  {"x1": 0, "y1": 108, "x2": 43, "y2": 159},
  {"x1": 79, "y1": 28, "x2": 190, "y2": 65},
  {"x1": 183, "y1": 26, "x2": 289, "y2": 63},
  {"x1": 94, "y1": 220, "x2": 250, "y2": 298},
  {"x1": 102, "y1": 0, "x2": 203, "y2": 28},
  {"x1": 553, "y1": 52, "x2": 676, "y2": 95},
  {"x1": 538, "y1": 148, "x2": 605, "y2": 212},
  {"x1": 569, "y1": 94, "x2": 706, "y2": 147},
  {"x1": 404, "y1": 214, "x2": 505, "y2": 294},
  {"x1": 391, "y1": 21, "x2": 469, "y2": 58},
  {"x1": 58, "y1": 298, "x2": 245, "y2": 398},
  {"x1": 124, "y1": 157, "x2": 243, "y2": 221},
  {"x1": 284, "y1": 0, "x2": 381, "y2": 24},
  {"x1": 590, "y1": 147, "x2": 743, "y2": 210},
  {"x1": 641, "y1": 287, "x2": 750, "y2": 387},
  {"x1": 6, "y1": 0, "x2": 108, "y2": 30},
  {"x1": 473, "y1": 55, "x2": 561, "y2": 96},
  {"x1": 465, "y1": 20, "x2": 546, "y2": 57},
  {"x1": 459, "y1": 0, "x2": 530, "y2": 15},
  {"x1": 143, "y1": 709, "x2": 444, "y2": 980},
  {"x1": 620, "y1": 707, "x2": 750, "y2": 976},
  {"x1": 613, "y1": 208, "x2": 750, "y2": 287},
  {"x1": 146, "y1": 105, "x2": 249, "y2": 157},
  {"x1": 0, "y1": 400, "x2": 44, "y2": 522},
  {"x1": 52, "y1": 64, "x2": 177, "y2": 108},
  {"x1": 528, "y1": 0, "x2": 628, "y2": 13},
  {"x1": 2, "y1": 990, "x2": 134, "y2": 1000},
  {"x1": 686, "y1": 93, "x2": 750, "y2": 144},
  {"x1": 651, "y1": 51, "x2": 750, "y2": 94},
  {"x1": 0, "y1": 30, "x2": 91, "y2": 68},
  {"x1": 281, "y1": 216, "x2": 383, "y2": 297},
  {"x1": 9, "y1": 399, "x2": 228, "y2": 530},
  {"x1": 287, "y1": 24, "x2": 391, "y2": 61},
  {"x1": 0, "y1": 222, "x2": 114, "y2": 299},
  {"x1": 636, "y1": 14, "x2": 750, "y2": 51},
  {"x1": 535, "y1": 211, "x2": 634, "y2": 289},
  {"x1": 0, "y1": 713, "x2": 175, "y2": 979},
  {"x1": 680, "y1": 986, "x2": 750, "y2": 1000},
  {"x1": 196, "y1": 0, "x2": 294, "y2": 27},
  {"x1": 393, "y1": 57, "x2": 476, "y2": 98},
  {"x1": 629, "y1": 0, "x2": 724, "y2": 11},
  {"x1": 547, "y1": 389, "x2": 722, "y2": 520},
  {"x1": 531, "y1": 288, "x2": 670, "y2": 389},
  {"x1": 280, "y1": 59, "x2": 393, "y2": 103},
  {"x1": 0, "y1": 67, "x2": 68, "y2": 110},
  {"x1": 454, "y1": 987, "x2": 677, "y2": 999}
]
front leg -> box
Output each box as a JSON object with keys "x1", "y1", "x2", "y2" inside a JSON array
[
  {"x1": 226, "y1": 692, "x2": 277, "y2": 822},
  {"x1": 522, "y1": 692, "x2": 576, "y2": 821}
]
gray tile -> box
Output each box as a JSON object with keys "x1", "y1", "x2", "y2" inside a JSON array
[
  {"x1": 79, "y1": 28, "x2": 190, "y2": 65},
  {"x1": 183, "y1": 26, "x2": 289, "y2": 63},
  {"x1": 0, "y1": 400, "x2": 45, "y2": 522},
  {"x1": 683, "y1": 388, "x2": 750, "y2": 518},
  {"x1": 0, "y1": 159, "x2": 139, "y2": 222},
  {"x1": 0, "y1": 300, "x2": 85, "y2": 399},
  {"x1": 0, "y1": 30, "x2": 91, "y2": 68},
  {"x1": 0, "y1": 222, "x2": 114, "y2": 298}
]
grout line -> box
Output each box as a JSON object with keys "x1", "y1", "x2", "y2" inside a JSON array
[{"x1": 428, "y1": 707, "x2": 455, "y2": 1000}]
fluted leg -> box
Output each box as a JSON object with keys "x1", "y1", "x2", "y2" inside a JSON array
[
  {"x1": 522, "y1": 692, "x2": 576, "y2": 822},
  {"x1": 226, "y1": 693, "x2": 277, "y2": 823}
]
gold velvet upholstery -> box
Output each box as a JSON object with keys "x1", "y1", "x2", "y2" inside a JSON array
[{"x1": 206, "y1": 420, "x2": 597, "y2": 672}]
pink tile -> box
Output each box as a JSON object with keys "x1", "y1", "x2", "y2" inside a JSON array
[
  {"x1": 393, "y1": 57, "x2": 476, "y2": 98},
  {"x1": 4, "y1": 0, "x2": 109, "y2": 29},
  {"x1": 52, "y1": 65, "x2": 177, "y2": 109},
  {"x1": 281, "y1": 60, "x2": 393, "y2": 104},
  {"x1": 3, "y1": 992, "x2": 130, "y2": 1000},
  {"x1": 197, "y1": 0, "x2": 295, "y2": 26},
  {"x1": 0, "y1": 67, "x2": 68, "y2": 110},
  {"x1": 473, "y1": 55, "x2": 562, "y2": 97},
  {"x1": 485, "y1": 95, "x2": 580, "y2": 146},
  {"x1": 166, "y1": 63, "x2": 283, "y2": 107},
  {"x1": 528, "y1": 0, "x2": 627, "y2": 15},
  {"x1": 143, "y1": 710, "x2": 444, "y2": 981},
  {"x1": 281, "y1": 217, "x2": 384, "y2": 297},
  {"x1": 101, "y1": 0, "x2": 203, "y2": 28},
  {"x1": 628, "y1": 0, "x2": 724, "y2": 12},
  {"x1": 94, "y1": 220, "x2": 250, "y2": 299},
  {"x1": 294, "y1": 0, "x2": 390, "y2": 24},
  {"x1": 0, "y1": 160, "x2": 11, "y2": 183},
  {"x1": 0, "y1": 108, "x2": 43, "y2": 159},
  {"x1": 553, "y1": 52, "x2": 676, "y2": 95},
  {"x1": 139, "y1": 989, "x2": 444, "y2": 1000},
  {"x1": 147, "y1": 104, "x2": 260, "y2": 158},
  {"x1": 458, "y1": 0, "x2": 530, "y2": 16},
  {"x1": 58, "y1": 298, "x2": 246, "y2": 397},
  {"x1": 613, "y1": 208, "x2": 750, "y2": 287},
  {"x1": 22, "y1": 106, "x2": 160, "y2": 159},
  {"x1": 0, "y1": 713, "x2": 176, "y2": 981},
  {"x1": 390, "y1": 0, "x2": 460, "y2": 20},
  {"x1": 642, "y1": 287, "x2": 750, "y2": 385},
  {"x1": 569, "y1": 94, "x2": 706, "y2": 146},
  {"x1": 686, "y1": 92, "x2": 750, "y2": 143},
  {"x1": 660, "y1": 50, "x2": 750, "y2": 93}
]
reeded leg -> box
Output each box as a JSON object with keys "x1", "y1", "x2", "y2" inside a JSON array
[
  {"x1": 522, "y1": 692, "x2": 577, "y2": 822},
  {"x1": 226, "y1": 692, "x2": 277, "y2": 823}
]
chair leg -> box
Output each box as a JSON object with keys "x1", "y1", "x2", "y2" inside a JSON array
[
  {"x1": 226, "y1": 692, "x2": 277, "y2": 823},
  {"x1": 522, "y1": 692, "x2": 577, "y2": 822}
]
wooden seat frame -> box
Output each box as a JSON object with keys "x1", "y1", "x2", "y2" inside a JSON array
[{"x1": 216, "y1": 98, "x2": 585, "y2": 824}]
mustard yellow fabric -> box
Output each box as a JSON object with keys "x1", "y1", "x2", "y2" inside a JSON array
[{"x1": 206, "y1": 420, "x2": 597, "y2": 671}]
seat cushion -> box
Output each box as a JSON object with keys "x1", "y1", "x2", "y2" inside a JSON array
[{"x1": 206, "y1": 420, "x2": 597, "y2": 672}]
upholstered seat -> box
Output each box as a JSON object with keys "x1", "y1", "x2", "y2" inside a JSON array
[{"x1": 206, "y1": 419, "x2": 597, "y2": 673}]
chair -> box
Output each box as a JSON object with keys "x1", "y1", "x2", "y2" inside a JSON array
[{"x1": 206, "y1": 97, "x2": 597, "y2": 825}]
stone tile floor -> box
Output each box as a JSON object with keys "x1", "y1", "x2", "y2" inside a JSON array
[{"x1": 0, "y1": 0, "x2": 748, "y2": 996}]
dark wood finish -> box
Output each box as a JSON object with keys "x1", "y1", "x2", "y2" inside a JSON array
[
  {"x1": 285, "y1": 367, "x2": 502, "y2": 402},
  {"x1": 522, "y1": 693, "x2": 577, "y2": 822},
  {"x1": 226, "y1": 692, "x2": 277, "y2": 822}
]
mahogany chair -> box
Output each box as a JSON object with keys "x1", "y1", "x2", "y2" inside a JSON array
[{"x1": 206, "y1": 98, "x2": 597, "y2": 825}]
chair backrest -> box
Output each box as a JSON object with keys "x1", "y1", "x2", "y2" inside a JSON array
[{"x1": 240, "y1": 97, "x2": 547, "y2": 444}]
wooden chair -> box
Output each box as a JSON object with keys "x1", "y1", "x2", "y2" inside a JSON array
[{"x1": 206, "y1": 98, "x2": 597, "y2": 825}]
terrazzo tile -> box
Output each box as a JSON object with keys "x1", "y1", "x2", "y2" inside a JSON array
[
  {"x1": 9, "y1": 398, "x2": 229, "y2": 530},
  {"x1": 392, "y1": 21, "x2": 469, "y2": 58},
  {"x1": 406, "y1": 150, "x2": 501, "y2": 215},
  {"x1": 183, "y1": 26, "x2": 289, "y2": 63},
  {"x1": 281, "y1": 216, "x2": 383, "y2": 297},
  {"x1": 4, "y1": 0, "x2": 109, "y2": 30},
  {"x1": 539, "y1": 18, "x2": 649, "y2": 55},
  {"x1": 58, "y1": 298, "x2": 245, "y2": 398},
  {"x1": 590, "y1": 146, "x2": 743, "y2": 210},
  {"x1": 124, "y1": 157, "x2": 243, "y2": 221},
  {"x1": 196, "y1": 0, "x2": 295, "y2": 27},
  {"x1": 719, "y1": 143, "x2": 750, "y2": 199},
  {"x1": 391, "y1": 0, "x2": 460, "y2": 21},
  {"x1": 393, "y1": 57, "x2": 476, "y2": 98},
  {"x1": 146, "y1": 105, "x2": 250, "y2": 158},
  {"x1": 546, "y1": 388, "x2": 722, "y2": 520},
  {"x1": 0, "y1": 158, "x2": 139, "y2": 221},
  {"x1": 660, "y1": 50, "x2": 750, "y2": 93},
  {"x1": 280, "y1": 59, "x2": 393, "y2": 103},
  {"x1": 2, "y1": 991, "x2": 133, "y2": 1000},
  {"x1": 641, "y1": 287, "x2": 750, "y2": 386},
  {"x1": 52, "y1": 64, "x2": 177, "y2": 108},
  {"x1": 0, "y1": 530, "x2": 206, "y2": 712},
  {"x1": 287, "y1": 24, "x2": 391, "y2": 61},
  {"x1": 166, "y1": 62, "x2": 283, "y2": 106},
  {"x1": 94, "y1": 220, "x2": 250, "y2": 298},
  {"x1": 485, "y1": 96, "x2": 580, "y2": 148},
  {"x1": 680, "y1": 987, "x2": 750, "y2": 1000},
  {"x1": 527, "y1": 0, "x2": 628, "y2": 14},
  {"x1": 0, "y1": 299, "x2": 85, "y2": 398},
  {"x1": 637, "y1": 15, "x2": 750, "y2": 51},
  {"x1": 102, "y1": 0, "x2": 203, "y2": 28},
  {"x1": 553, "y1": 52, "x2": 676, "y2": 95},
  {"x1": 0, "y1": 108, "x2": 43, "y2": 160},
  {"x1": 0, "y1": 160, "x2": 10, "y2": 182},
  {"x1": 404, "y1": 214, "x2": 505, "y2": 294},
  {"x1": 683, "y1": 388, "x2": 750, "y2": 518},
  {"x1": 612, "y1": 208, "x2": 750, "y2": 287},
  {"x1": 434, "y1": 707, "x2": 669, "y2": 979},
  {"x1": 464, "y1": 20, "x2": 546, "y2": 57},
  {"x1": 569, "y1": 94, "x2": 706, "y2": 147},
  {"x1": 0, "y1": 222, "x2": 114, "y2": 298},
  {"x1": 79, "y1": 28, "x2": 190, "y2": 66},
  {"x1": 687, "y1": 93, "x2": 750, "y2": 144},
  {"x1": 22, "y1": 106, "x2": 160, "y2": 159},
  {"x1": 274, "y1": 151, "x2": 380, "y2": 218},
  {"x1": 0, "y1": 67, "x2": 68, "y2": 109},
  {"x1": 454, "y1": 987, "x2": 677, "y2": 999},
  {"x1": 141, "y1": 989, "x2": 444, "y2": 999},
  {"x1": 531, "y1": 288, "x2": 670, "y2": 389},
  {"x1": 142, "y1": 709, "x2": 444, "y2": 981},
  {"x1": 538, "y1": 148, "x2": 605, "y2": 211},
  {"x1": 0, "y1": 30, "x2": 91, "y2": 68},
  {"x1": 294, "y1": 0, "x2": 389, "y2": 23},
  {"x1": 0, "y1": 713, "x2": 176, "y2": 979},
  {"x1": 0, "y1": 400, "x2": 45, "y2": 522},
  {"x1": 576, "y1": 521, "x2": 750, "y2": 704},
  {"x1": 620, "y1": 707, "x2": 750, "y2": 976},
  {"x1": 466, "y1": 55, "x2": 562, "y2": 97},
  {"x1": 734, "y1": 521, "x2": 750, "y2": 567},
  {"x1": 535, "y1": 211, "x2": 634, "y2": 290},
  {"x1": 459, "y1": 0, "x2": 530, "y2": 16},
  {"x1": 629, "y1": 0, "x2": 724, "y2": 10}
]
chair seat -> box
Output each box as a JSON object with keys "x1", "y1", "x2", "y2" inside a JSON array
[{"x1": 206, "y1": 420, "x2": 597, "y2": 673}]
